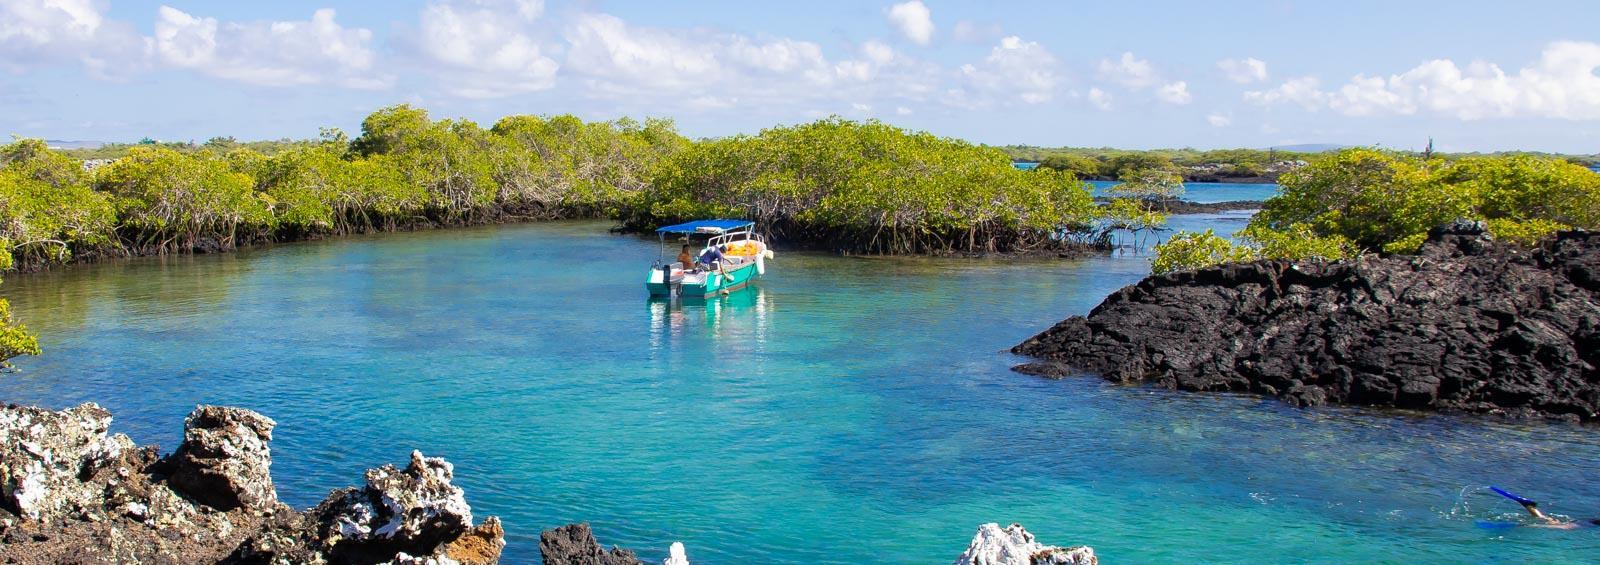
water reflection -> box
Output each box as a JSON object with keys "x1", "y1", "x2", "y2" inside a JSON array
[{"x1": 647, "y1": 287, "x2": 772, "y2": 351}]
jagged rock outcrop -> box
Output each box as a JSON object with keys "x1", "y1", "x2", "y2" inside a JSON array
[
  {"x1": 539, "y1": 523, "x2": 690, "y2": 565},
  {"x1": 954, "y1": 523, "x2": 1097, "y2": 565},
  {"x1": 0, "y1": 402, "x2": 504, "y2": 564},
  {"x1": 1014, "y1": 223, "x2": 1600, "y2": 421},
  {"x1": 540, "y1": 523, "x2": 642, "y2": 565},
  {"x1": 167, "y1": 406, "x2": 278, "y2": 512},
  {"x1": 0, "y1": 403, "x2": 135, "y2": 523}
]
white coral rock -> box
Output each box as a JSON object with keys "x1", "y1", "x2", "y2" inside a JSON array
[
  {"x1": 954, "y1": 523, "x2": 1096, "y2": 565},
  {"x1": 663, "y1": 541, "x2": 689, "y2": 565}
]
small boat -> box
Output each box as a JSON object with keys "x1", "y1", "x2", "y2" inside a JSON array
[{"x1": 646, "y1": 219, "x2": 773, "y2": 299}]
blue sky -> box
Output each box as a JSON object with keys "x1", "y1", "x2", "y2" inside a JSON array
[{"x1": 3, "y1": 0, "x2": 1599, "y2": 152}]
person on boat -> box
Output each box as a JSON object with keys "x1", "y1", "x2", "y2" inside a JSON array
[
  {"x1": 698, "y1": 245, "x2": 726, "y2": 271},
  {"x1": 677, "y1": 244, "x2": 695, "y2": 271},
  {"x1": 1493, "y1": 486, "x2": 1599, "y2": 529}
]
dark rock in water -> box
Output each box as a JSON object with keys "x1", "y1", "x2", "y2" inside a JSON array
[
  {"x1": 540, "y1": 523, "x2": 643, "y2": 565},
  {"x1": 1012, "y1": 227, "x2": 1600, "y2": 422},
  {"x1": 1156, "y1": 199, "x2": 1262, "y2": 215},
  {"x1": 166, "y1": 406, "x2": 278, "y2": 512},
  {"x1": 1091, "y1": 197, "x2": 1262, "y2": 215},
  {"x1": 0, "y1": 402, "x2": 504, "y2": 564}
]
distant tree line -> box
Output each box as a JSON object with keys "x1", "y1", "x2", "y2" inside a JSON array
[
  {"x1": 1005, "y1": 146, "x2": 1316, "y2": 180},
  {"x1": 1003, "y1": 145, "x2": 1600, "y2": 181}
]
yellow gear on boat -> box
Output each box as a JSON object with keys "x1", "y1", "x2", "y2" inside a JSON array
[{"x1": 724, "y1": 241, "x2": 759, "y2": 256}]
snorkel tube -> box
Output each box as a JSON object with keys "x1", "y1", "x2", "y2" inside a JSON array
[{"x1": 1490, "y1": 486, "x2": 1538, "y2": 508}]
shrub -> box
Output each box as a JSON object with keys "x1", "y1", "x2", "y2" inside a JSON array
[{"x1": 1150, "y1": 230, "x2": 1255, "y2": 274}]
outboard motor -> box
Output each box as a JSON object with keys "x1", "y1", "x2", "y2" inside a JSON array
[{"x1": 661, "y1": 264, "x2": 676, "y2": 297}]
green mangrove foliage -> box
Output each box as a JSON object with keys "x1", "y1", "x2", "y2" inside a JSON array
[
  {"x1": 1149, "y1": 230, "x2": 1254, "y2": 275},
  {"x1": 1106, "y1": 168, "x2": 1185, "y2": 204},
  {"x1": 0, "y1": 140, "x2": 116, "y2": 265},
  {"x1": 96, "y1": 147, "x2": 273, "y2": 252},
  {"x1": 1151, "y1": 148, "x2": 1600, "y2": 274},
  {"x1": 617, "y1": 118, "x2": 1101, "y2": 254},
  {"x1": 0, "y1": 105, "x2": 688, "y2": 270},
  {"x1": 0, "y1": 248, "x2": 39, "y2": 367}
]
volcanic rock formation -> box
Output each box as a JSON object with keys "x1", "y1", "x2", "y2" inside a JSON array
[
  {"x1": 0, "y1": 402, "x2": 504, "y2": 564},
  {"x1": 1014, "y1": 222, "x2": 1600, "y2": 421}
]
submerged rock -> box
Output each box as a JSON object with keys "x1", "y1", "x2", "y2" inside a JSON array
[
  {"x1": 0, "y1": 402, "x2": 504, "y2": 564},
  {"x1": 1013, "y1": 225, "x2": 1600, "y2": 421},
  {"x1": 954, "y1": 523, "x2": 1097, "y2": 565}
]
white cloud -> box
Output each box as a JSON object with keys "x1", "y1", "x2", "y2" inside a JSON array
[
  {"x1": 1088, "y1": 87, "x2": 1113, "y2": 111},
  {"x1": 563, "y1": 13, "x2": 939, "y2": 112},
  {"x1": 0, "y1": 0, "x2": 149, "y2": 78},
  {"x1": 1097, "y1": 52, "x2": 1194, "y2": 105},
  {"x1": 1156, "y1": 81, "x2": 1191, "y2": 105},
  {"x1": 1244, "y1": 76, "x2": 1327, "y2": 110},
  {"x1": 886, "y1": 1, "x2": 934, "y2": 46},
  {"x1": 953, "y1": 36, "x2": 1062, "y2": 106},
  {"x1": 1217, "y1": 57, "x2": 1268, "y2": 84},
  {"x1": 896, "y1": 105, "x2": 913, "y2": 115},
  {"x1": 154, "y1": 6, "x2": 389, "y2": 89},
  {"x1": 1097, "y1": 52, "x2": 1158, "y2": 89},
  {"x1": 1206, "y1": 112, "x2": 1232, "y2": 127},
  {"x1": 951, "y1": 20, "x2": 1001, "y2": 44},
  {"x1": 565, "y1": 13, "x2": 729, "y2": 93},
  {"x1": 1243, "y1": 42, "x2": 1600, "y2": 120},
  {"x1": 412, "y1": 0, "x2": 558, "y2": 97}
]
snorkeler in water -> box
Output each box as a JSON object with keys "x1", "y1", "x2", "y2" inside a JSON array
[{"x1": 1492, "y1": 486, "x2": 1600, "y2": 529}]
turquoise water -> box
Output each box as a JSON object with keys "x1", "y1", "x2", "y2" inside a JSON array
[
  {"x1": 4, "y1": 220, "x2": 1598, "y2": 563},
  {"x1": 1089, "y1": 179, "x2": 1278, "y2": 203}
]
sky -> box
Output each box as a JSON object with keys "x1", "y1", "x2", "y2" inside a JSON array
[{"x1": 2, "y1": 0, "x2": 1599, "y2": 153}]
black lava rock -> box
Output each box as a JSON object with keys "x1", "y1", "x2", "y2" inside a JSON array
[{"x1": 1012, "y1": 228, "x2": 1600, "y2": 422}]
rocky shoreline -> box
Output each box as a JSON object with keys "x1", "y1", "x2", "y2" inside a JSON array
[
  {"x1": 0, "y1": 402, "x2": 506, "y2": 563},
  {"x1": 539, "y1": 521, "x2": 1095, "y2": 565},
  {"x1": 0, "y1": 402, "x2": 1098, "y2": 564},
  {"x1": 1012, "y1": 222, "x2": 1600, "y2": 422}
]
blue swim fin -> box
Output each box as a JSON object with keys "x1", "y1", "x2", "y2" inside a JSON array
[{"x1": 1490, "y1": 486, "x2": 1538, "y2": 507}]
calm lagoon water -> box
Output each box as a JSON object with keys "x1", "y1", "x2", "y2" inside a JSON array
[{"x1": 4, "y1": 219, "x2": 1598, "y2": 563}]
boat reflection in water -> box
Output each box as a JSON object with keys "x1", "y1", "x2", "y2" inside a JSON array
[{"x1": 647, "y1": 286, "x2": 771, "y2": 352}]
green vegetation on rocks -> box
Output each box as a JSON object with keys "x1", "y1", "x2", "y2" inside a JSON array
[{"x1": 1152, "y1": 148, "x2": 1600, "y2": 274}]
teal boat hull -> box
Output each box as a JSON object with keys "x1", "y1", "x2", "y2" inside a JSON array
[{"x1": 646, "y1": 261, "x2": 760, "y2": 299}]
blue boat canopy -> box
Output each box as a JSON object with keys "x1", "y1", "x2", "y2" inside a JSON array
[{"x1": 655, "y1": 219, "x2": 753, "y2": 234}]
